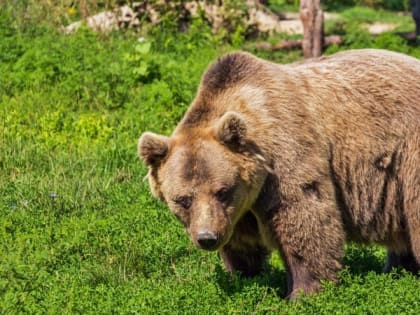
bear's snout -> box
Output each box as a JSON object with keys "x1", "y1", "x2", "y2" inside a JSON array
[{"x1": 197, "y1": 230, "x2": 220, "y2": 250}]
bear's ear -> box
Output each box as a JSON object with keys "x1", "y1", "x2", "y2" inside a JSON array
[
  {"x1": 138, "y1": 132, "x2": 169, "y2": 166},
  {"x1": 215, "y1": 111, "x2": 247, "y2": 147}
]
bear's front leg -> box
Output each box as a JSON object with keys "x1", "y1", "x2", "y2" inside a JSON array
[
  {"x1": 285, "y1": 255, "x2": 322, "y2": 299},
  {"x1": 219, "y1": 212, "x2": 270, "y2": 277},
  {"x1": 273, "y1": 194, "x2": 345, "y2": 299}
]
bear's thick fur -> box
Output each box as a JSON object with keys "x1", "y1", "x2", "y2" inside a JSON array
[{"x1": 138, "y1": 49, "x2": 420, "y2": 299}]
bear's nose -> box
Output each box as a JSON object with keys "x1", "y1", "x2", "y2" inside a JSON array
[{"x1": 197, "y1": 231, "x2": 219, "y2": 250}]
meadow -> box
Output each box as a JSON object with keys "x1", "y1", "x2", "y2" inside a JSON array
[{"x1": 1, "y1": 2, "x2": 420, "y2": 314}]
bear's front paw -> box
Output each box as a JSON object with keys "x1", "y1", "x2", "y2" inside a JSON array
[{"x1": 286, "y1": 281, "x2": 321, "y2": 300}]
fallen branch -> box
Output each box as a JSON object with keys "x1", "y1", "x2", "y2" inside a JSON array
[{"x1": 255, "y1": 35, "x2": 342, "y2": 51}]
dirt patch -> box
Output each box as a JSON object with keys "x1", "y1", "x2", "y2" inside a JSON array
[{"x1": 363, "y1": 22, "x2": 397, "y2": 35}]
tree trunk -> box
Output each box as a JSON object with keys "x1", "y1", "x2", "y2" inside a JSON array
[
  {"x1": 299, "y1": 0, "x2": 324, "y2": 58},
  {"x1": 79, "y1": 0, "x2": 90, "y2": 20}
]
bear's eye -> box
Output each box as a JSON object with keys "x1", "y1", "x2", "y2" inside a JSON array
[
  {"x1": 215, "y1": 187, "x2": 232, "y2": 204},
  {"x1": 174, "y1": 195, "x2": 192, "y2": 210}
]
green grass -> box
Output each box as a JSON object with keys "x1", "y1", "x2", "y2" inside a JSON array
[
  {"x1": 1, "y1": 5, "x2": 420, "y2": 314},
  {"x1": 339, "y1": 6, "x2": 414, "y2": 32}
]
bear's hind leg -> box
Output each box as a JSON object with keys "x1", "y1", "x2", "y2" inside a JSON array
[
  {"x1": 405, "y1": 193, "x2": 420, "y2": 274},
  {"x1": 400, "y1": 133, "x2": 420, "y2": 274},
  {"x1": 219, "y1": 212, "x2": 270, "y2": 277},
  {"x1": 384, "y1": 251, "x2": 420, "y2": 274},
  {"x1": 407, "y1": 225, "x2": 420, "y2": 275}
]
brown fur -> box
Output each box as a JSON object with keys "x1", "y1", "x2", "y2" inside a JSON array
[{"x1": 138, "y1": 49, "x2": 420, "y2": 299}]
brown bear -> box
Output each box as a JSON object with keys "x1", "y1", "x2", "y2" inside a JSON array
[{"x1": 138, "y1": 49, "x2": 420, "y2": 299}]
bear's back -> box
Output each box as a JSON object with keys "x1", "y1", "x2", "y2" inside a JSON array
[{"x1": 288, "y1": 49, "x2": 420, "y2": 142}]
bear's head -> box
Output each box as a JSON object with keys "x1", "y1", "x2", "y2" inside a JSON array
[{"x1": 138, "y1": 112, "x2": 269, "y2": 251}]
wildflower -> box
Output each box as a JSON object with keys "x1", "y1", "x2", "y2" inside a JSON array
[{"x1": 68, "y1": 7, "x2": 76, "y2": 16}]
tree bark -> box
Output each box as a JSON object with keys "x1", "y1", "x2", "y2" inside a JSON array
[{"x1": 299, "y1": 0, "x2": 324, "y2": 58}]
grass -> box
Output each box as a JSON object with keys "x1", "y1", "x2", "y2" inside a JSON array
[
  {"x1": 1, "y1": 4, "x2": 420, "y2": 314},
  {"x1": 339, "y1": 6, "x2": 414, "y2": 32}
]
